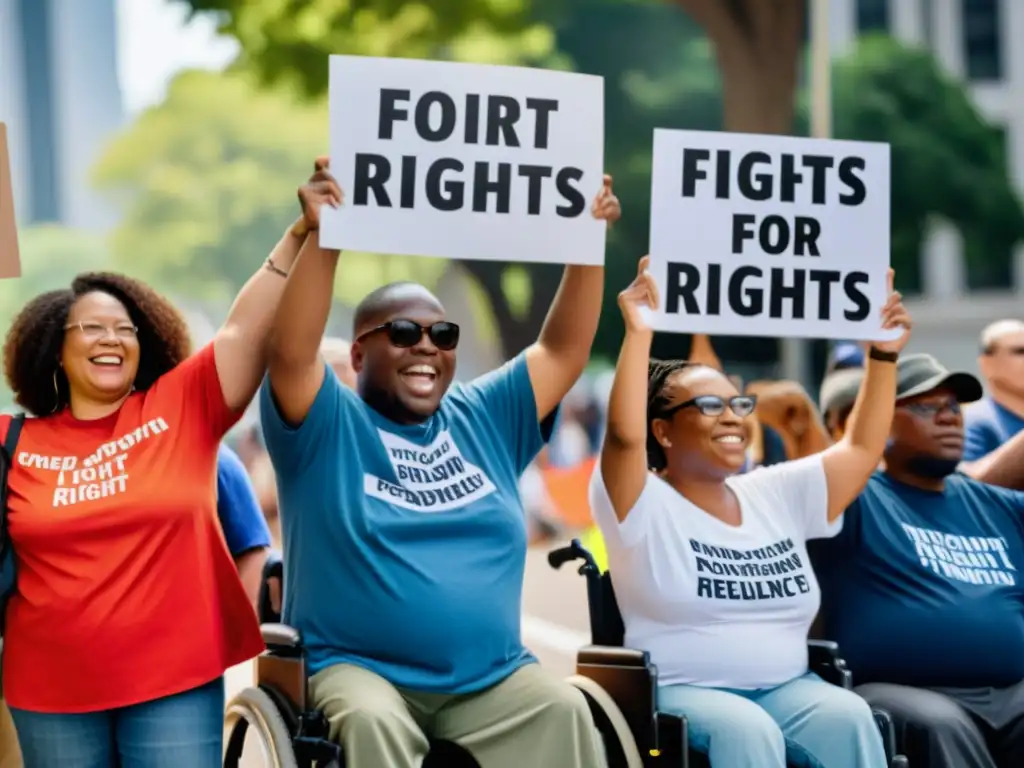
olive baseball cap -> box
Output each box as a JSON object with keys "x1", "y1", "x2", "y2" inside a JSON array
[
  {"x1": 819, "y1": 368, "x2": 863, "y2": 416},
  {"x1": 895, "y1": 353, "x2": 983, "y2": 403}
]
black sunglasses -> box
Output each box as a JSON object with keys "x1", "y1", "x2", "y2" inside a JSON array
[
  {"x1": 661, "y1": 395, "x2": 757, "y2": 419},
  {"x1": 898, "y1": 399, "x2": 962, "y2": 419},
  {"x1": 357, "y1": 319, "x2": 460, "y2": 351}
]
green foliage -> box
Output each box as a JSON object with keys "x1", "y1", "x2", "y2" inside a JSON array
[
  {"x1": 93, "y1": 69, "x2": 448, "y2": 309},
  {"x1": 828, "y1": 34, "x2": 1024, "y2": 291},
  {"x1": 172, "y1": 4, "x2": 1024, "y2": 364},
  {"x1": 180, "y1": 0, "x2": 561, "y2": 95}
]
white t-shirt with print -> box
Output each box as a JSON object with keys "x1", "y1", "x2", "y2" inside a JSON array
[{"x1": 588, "y1": 454, "x2": 839, "y2": 690}]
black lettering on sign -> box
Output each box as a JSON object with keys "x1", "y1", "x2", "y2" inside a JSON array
[
  {"x1": 426, "y1": 159, "x2": 465, "y2": 211},
  {"x1": 472, "y1": 161, "x2": 512, "y2": 213},
  {"x1": 354, "y1": 154, "x2": 392, "y2": 206},
  {"x1": 843, "y1": 272, "x2": 870, "y2": 321},
  {"x1": 731, "y1": 214, "x2": 821, "y2": 256},
  {"x1": 663, "y1": 263, "x2": 874, "y2": 323},
  {"x1": 555, "y1": 168, "x2": 586, "y2": 218},
  {"x1": 415, "y1": 91, "x2": 458, "y2": 142},
  {"x1": 358, "y1": 90, "x2": 582, "y2": 216},
  {"x1": 838, "y1": 157, "x2": 867, "y2": 205},
  {"x1": 728, "y1": 266, "x2": 763, "y2": 317},
  {"x1": 680, "y1": 148, "x2": 869, "y2": 207},
  {"x1": 519, "y1": 165, "x2": 552, "y2": 215}
]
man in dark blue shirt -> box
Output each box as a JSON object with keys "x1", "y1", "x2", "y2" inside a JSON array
[
  {"x1": 811, "y1": 353, "x2": 1024, "y2": 768},
  {"x1": 217, "y1": 443, "x2": 272, "y2": 606}
]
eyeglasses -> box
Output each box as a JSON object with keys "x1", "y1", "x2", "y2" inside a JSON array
[
  {"x1": 65, "y1": 321, "x2": 138, "y2": 341},
  {"x1": 356, "y1": 319, "x2": 460, "y2": 351},
  {"x1": 898, "y1": 399, "x2": 962, "y2": 418},
  {"x1": 660, "y1": 395, "x2": 757, "y2": 419}
]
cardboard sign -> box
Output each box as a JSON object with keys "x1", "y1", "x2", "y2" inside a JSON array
[
  {"x1": 0, "y1": 124, "x2": 20, "y2": 279},
  {"x1": 646, "y1": 129, "x2": 890, "y2": 341},
  {"x1": 321, "y1": 55, "x2": 606, "y2": 266}
]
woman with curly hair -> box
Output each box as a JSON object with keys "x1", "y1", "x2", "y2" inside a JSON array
[{"x1": 0, "y1": 161, "x2": 341, "y2": 767}]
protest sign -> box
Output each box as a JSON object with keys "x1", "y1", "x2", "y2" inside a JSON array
[
  {"x1": 321, "y1": 56, "x2": 606, "y2": 266},
  {"x1": 647, "y1": 129, "x2": 890, "y2": 341},
  {"x1": 0, "y1": 124, "x2": 20, "y2": 279}
]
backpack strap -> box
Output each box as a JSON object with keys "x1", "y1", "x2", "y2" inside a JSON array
[{"x1": 0, "y1": 413, "x2": 25, "y2": 559}]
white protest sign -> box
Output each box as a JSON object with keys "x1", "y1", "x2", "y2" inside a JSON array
[
  {"x1": 647, "y1": 129, "x2": 891, "y2": 341},
  {"x1": 321, "y1": 56, "x2": 606, "y2": 266}
]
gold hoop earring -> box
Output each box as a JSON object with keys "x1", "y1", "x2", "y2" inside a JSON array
[{"x1": 51, "y1": 369, "x2": 60, "y2": 414}]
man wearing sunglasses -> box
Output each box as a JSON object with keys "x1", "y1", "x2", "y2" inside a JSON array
[
  {"x1": 810, "y1": 353, "x2": 1024, "y2": 768},
  {"x1": 259, "y1": 159, "x2": 620, "y2": 768}
]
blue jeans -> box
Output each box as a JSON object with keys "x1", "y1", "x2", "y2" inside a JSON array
[
  {"x1": 658, "y1": 672, "x2": 888, "y2": 768},
  {"x1": 9, "y1": 677, "x2": 224, "y2": 768}
]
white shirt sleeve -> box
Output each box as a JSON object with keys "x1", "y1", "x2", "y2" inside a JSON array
[
  {"x1": 588, "y1": 457, "x2": 663, "y2": 550},
  {"x1": 732, "y1": 454, "x2": 840, "y2": 541}
]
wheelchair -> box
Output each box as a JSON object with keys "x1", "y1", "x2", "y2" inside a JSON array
[
  {"x1": 548, "y1": 538, "x2": 911, "y2": 768},
  {"x1": 223, "y1": 551, "x2": 648, "y2": 767}
]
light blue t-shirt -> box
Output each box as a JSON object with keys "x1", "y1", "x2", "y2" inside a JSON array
[
  {"x1": 259, "y1": 353, "x2": 550, "y2": 693},
  {"x1": 963, "y1": 396, "x2": 1024, "y2": 461}
]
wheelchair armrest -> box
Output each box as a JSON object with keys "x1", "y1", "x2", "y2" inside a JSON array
[
  {"x1": 262, "y1": 622, "x2": 303, "y2": 657},
  {"x1": 655, "y1": 712, "x2": 689, "y2": 767},
  {"x1": 807, "y1": 639, "x2": 853, "y2": 689},
  {"x1": 871, "y1": 707, "x2": 900, "y2": 765},
  {"x1": 576, "y1": 645, "x2": 659, "y2": 756},
  {"x1": 258, "y1": 550, "x2": 284, "y2": 625},
  {"x1": 577, "y1": 645, "x2": 650, "y2": 668}
]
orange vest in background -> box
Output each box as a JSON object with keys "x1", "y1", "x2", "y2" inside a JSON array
[{"x1": 541, "y1": 456, "x2": 597, "y2": 529}]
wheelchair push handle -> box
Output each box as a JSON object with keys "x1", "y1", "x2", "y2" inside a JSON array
[{"x1": 547, "y1": 538, "x2": 599, "y2": 573}]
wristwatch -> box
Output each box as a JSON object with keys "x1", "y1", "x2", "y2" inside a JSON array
[{"x1": 869, "y1": 347, "x2": 898, "y2": 363}]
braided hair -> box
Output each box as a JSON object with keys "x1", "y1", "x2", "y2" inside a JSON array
[{"x1": 646, "y1": 358, "x2": 706, "y2": 472}]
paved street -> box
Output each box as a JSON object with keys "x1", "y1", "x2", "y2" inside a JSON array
[{"x1": 227, "y1": 544, "x2": 592, "y2": 764}]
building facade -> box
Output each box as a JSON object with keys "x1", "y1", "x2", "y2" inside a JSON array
[
  {"x1": 818, "y1": 0, "x2": 1024, "y2": 376},
  {"x1": 0, "y1": 0, "x2": 124, "y2": 230}
]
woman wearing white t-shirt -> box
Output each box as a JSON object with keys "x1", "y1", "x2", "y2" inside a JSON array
[{"x1": 589, "y1": 258, "x2": 912, "y2": 768}]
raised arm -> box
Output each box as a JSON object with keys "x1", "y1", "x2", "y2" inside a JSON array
[
  {"x1": 266, "y1": 159, "x2": 343, "y2": 426},
  {"x1": 213, "y1": 162, "x2": 341, "y2": 411},
  {"x1": 960, "y1": 429, "x2": 1024, "y2": 489},
  {"x1": 820, "y1": 271, "x2": 912, "y2": 521},
  {"x1": 600, "y1": 256, "x2": 659, "y2": 521},
  {"x1": 525, "y1": 175, "x2": 620, "y2": 421}
]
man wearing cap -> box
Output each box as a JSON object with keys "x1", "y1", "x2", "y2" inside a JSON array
[{"x1": 810, "y1": 353, "x2": 1024, "y2": 768}]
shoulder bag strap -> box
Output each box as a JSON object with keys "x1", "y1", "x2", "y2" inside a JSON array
[{"x1": 0, "y1": 414, "x2": 25, "y2": 560}]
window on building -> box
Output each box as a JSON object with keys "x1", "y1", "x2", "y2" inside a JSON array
[
  {"x1": 857, "y1": 0, "x2": 890, "y2": 33},
  {"x1": 962, "y1": 0, "x2": 1003, "y2": 81}
]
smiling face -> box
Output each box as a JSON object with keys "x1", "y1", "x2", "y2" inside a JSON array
[
  {"x1": 351, "y1": 286, "x2": 456, "y2": 424},
  {"x1": 60, "y1": 291, "x2": 140, "y2": 408},
  {"x1": 651, "y1": 367, "x2": 753, "y2": 478}
]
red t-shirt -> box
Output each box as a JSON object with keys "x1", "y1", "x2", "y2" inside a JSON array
[{"x1": 1, "y1": 343, "x2": 265, "y2": 712}]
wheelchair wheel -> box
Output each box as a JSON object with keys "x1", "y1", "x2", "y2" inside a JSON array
[
  {"x1": 223, "y1": 686, "x2": 299, "y2": 768},
  {"x1": 566, "y1": 674, "x2": 644, "y2": 768}
]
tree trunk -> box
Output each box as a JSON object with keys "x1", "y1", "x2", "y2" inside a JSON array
[
  {"x1": 678, "y1": 0, "x2": 804, "y2": 135},
  {"x1": 462, "y1": 261, "x2": 564, "y2": 358},
  {"x1": 675, "y1": 0, "x2": 806, "y2": 460}
]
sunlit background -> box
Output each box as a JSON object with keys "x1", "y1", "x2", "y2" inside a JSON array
[{"x1": 1, "y1": 0, "x2": 1022, "y2": 701}]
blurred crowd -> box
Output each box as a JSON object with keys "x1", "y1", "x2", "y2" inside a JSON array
[{"x1": 223, "y1": 318, "x2": 1024, "y2": 554}]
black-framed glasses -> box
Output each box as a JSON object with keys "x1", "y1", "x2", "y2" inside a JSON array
[
  {"x1": 660, "y1": 394, "x2": 757, "y2": 419},
  {"x1": 357, "y1": 319, "x2": 460, "y2": 351},
  {"x1": 899, "y1": 399, "x2": 962, "y2": 419}
]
